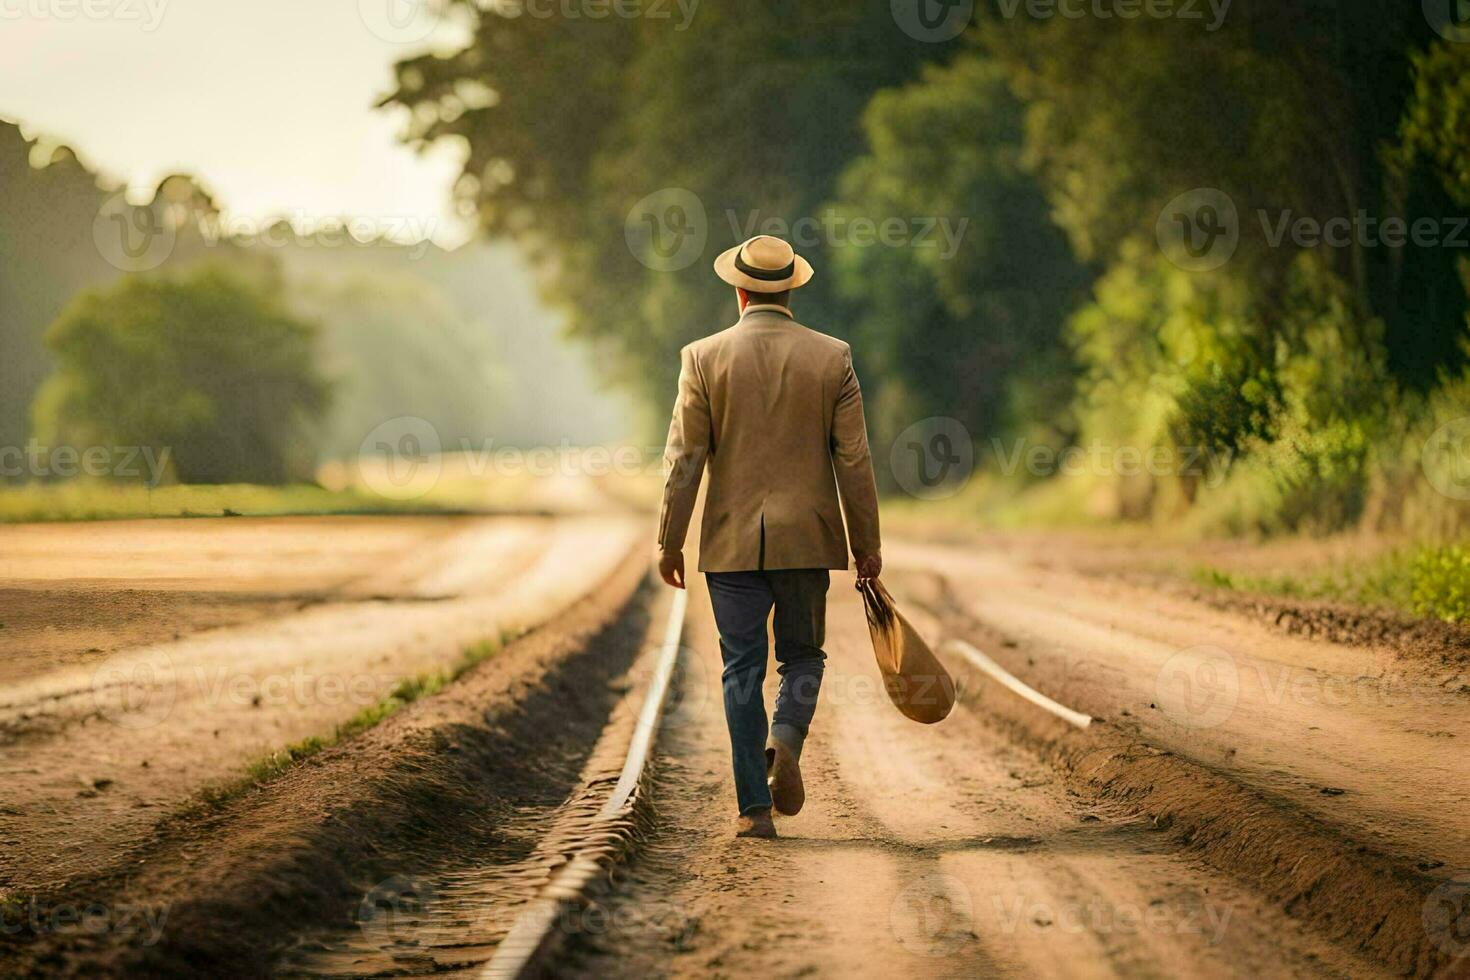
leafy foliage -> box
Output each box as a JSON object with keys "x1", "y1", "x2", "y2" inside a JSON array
[
  {"x1": 829, "y1": 54, "x2": 1089, "y2": 460},
  {"x1": 1393, "y1": 41, "x2": 1470, "y2": 211},
  {"x1": 379, "y1": 4, "x2": 1470, "y2": 544},
  {"x1": 1411, "y1": 545, "x2": 1470, "y2": 623},
  {"x1": 382, "y1": 1, "x2": 951, "y2": 404},
  {"x1": 33, "y1": 264, "x2": 329, "y2": 484}
]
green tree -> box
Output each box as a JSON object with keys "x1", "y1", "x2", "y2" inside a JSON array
[
  {"x1": 830, "y1": 53, "x2": 1090, "y2": 458},
  {"x1": 381, "y1": 0, "x2": 951, "y2": 411},
  {"x1": 1386, "y1": 39, "x2": 1470, "y2": 385},
  {"x1": 33, "y1": 264, "x2": 328, "y2": 484},
  {"x1": 0, "y1": 119, "x2": 242, "y2": 458},
  {"x1": 985, "y1": 1, "x2": 1464, "y2": 389},
  {"x1": 0, "y1": 127, "x2": 110, "y2": 452}
]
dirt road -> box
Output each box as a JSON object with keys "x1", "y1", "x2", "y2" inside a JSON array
[
  {"x1": 2, "y1": 517, "x2": 1466, "y2": 977},
  {"x1": 560, "y1": 572, "x2": 1402, "y2": 979},
  {"x1": 0, "y1": 513, "x2": 641, "y2": 894},
  {"x1": 892, "y1": 540, "x2": 1469, "y2": 872}
]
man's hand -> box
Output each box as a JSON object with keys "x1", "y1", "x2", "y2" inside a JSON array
[
  {"x1": 658, "y1": 549, "x2": 686, "y2": 589},
  {"x1": 855, "y1": 553, "x2": 882, "y2": 581}
]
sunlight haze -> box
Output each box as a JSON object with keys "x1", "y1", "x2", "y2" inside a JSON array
[{"x1": 0, "y1": 0, "x2": 470, "y2": 245}]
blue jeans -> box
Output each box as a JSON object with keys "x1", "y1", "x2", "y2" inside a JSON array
[{"x1": 705, "y1": 569, "x2": 830, "y2": 814}]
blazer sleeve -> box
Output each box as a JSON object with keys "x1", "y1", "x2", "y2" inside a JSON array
[
  {"x1": 657, "y1": 344, "x2": 710, "y2": 555},
  {"x1": 830, "y1": 347, "x2": 882, "y2": 560}
]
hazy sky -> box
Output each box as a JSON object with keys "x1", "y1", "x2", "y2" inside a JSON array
[{"x1": 0, "y1": 0, "x2": 472, "y2": 245}]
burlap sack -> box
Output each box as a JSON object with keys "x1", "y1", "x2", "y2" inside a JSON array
[{"x1": 858, "y1": 578, "x2": 955, "y2": 724}]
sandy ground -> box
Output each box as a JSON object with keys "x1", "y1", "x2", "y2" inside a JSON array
[
  {"x1": 0, "y1": 517, "x2": 491, "y2": 685},
  {"x1": 887, "y1": 540, "x2": 1469, "y2": 875},
  {"x1": 270, "y1": 584, "x2": 679, "y2": 979},
  {"x1": 562, "y1": 573, "x2": 1388, "y2": 978},
  {"x1": 0, "y1": 548, "x2": 655, "y2": 979},
  {"x1": 0, "y1": 512, "x2": 640, "y2": 895},
  {"x1": 3, "y1": 502, "x2": 1465, "y2": 977},
  {"x1": 880, "y1": 524, "x2": 1420, "y2": 584}
]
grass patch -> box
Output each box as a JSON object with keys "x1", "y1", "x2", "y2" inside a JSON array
[
  {"x1": 0, "y1": 481, "x2": 473, "y2": 523},
  {"x1": 1191, "y1": 542, "x2": 1470, "y2": 624},
  {"x1": 188, "y1": 629, "x2": 523, "y2": 814}
]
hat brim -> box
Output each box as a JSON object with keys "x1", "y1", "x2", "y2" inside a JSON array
[{"x1": 713, "y1": 244, "x2": 815, "y2": 292}]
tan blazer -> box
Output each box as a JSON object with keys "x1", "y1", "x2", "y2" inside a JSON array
[{"x1": 657, "y1": 305, "x2": 881, "y2": 573}]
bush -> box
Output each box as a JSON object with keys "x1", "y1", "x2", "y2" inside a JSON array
[
  {"x1": 1411, "y1": 545, "x2": 1470, "y2": 623},
  {"x1": 32, "y1": 264, "x2": 328, "y2": 484}
]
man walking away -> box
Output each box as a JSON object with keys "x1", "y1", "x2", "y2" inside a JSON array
[{"x1": 657, "y1": 234, "x2": 882, "y2": 839}]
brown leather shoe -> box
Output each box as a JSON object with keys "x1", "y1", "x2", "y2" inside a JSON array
[
  {"x1": 766, "y1": 741, "x2": 805, "y2": 816},
  {"x1": 735, "y1": 808, "x2": 777, "y2": 838}
]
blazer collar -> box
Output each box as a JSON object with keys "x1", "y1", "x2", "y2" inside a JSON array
[{"x1": 741, "y1": 303, "x2": 794, "y2": 320}]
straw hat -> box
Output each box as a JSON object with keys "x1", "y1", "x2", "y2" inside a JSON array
[{"x1": 713, "y1": 235, "x2": 815, "y2": 292}]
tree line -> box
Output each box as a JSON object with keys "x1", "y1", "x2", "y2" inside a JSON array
[
  {"x1": 384, "y1": 0, "x2": 1470, "y2": 536},
  {"x1": 0, "y1": 121, "x2": 627, "y2": 485}
]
